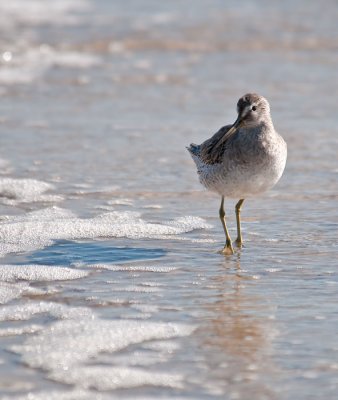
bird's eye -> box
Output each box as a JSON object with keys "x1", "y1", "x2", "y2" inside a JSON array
[{"x1": 252, "y1": 106, "x2": 257, "y2": 111}]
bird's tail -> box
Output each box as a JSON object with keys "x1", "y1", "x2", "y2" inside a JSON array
[
  {"x1": 186, "y1": 143, "x2": 200, "y2": 156},
  {"x1": 186, "y1": 143, "x2": 202, "y2": 169}
]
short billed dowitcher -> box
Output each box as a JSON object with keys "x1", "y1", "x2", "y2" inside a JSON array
[{"x1": 187, "y1": 93, "x2": 287, "y2": 254}]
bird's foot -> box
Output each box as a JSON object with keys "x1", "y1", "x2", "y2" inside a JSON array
[
  {"x1": 219, "y1": 240, "x2": 234, "y2": 255},
  {"x1": 234, "y1": 238, "x2": 243, "y2": 248}
]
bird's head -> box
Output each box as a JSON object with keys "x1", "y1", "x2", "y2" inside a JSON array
[
  {"x1": 220, "y1": 93, "x2": 271, "y2": 142},
  {"x1": 235, "y1": 93, "x2": 271, "y2": 128},
  {"x1": 216, "y1": 93, "x2": 272, "y2": 152}
]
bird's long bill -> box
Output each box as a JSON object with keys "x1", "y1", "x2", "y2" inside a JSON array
[{"x1": 220, "y1": 115, "x2": 242, "y2": 144}]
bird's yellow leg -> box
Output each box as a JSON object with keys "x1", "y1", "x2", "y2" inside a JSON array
[
  {"x1": 235, "y1": 199, "x2": 245, "y2": 247},
  {"x1": 219, "y1": 196, "x2": 234, "y2": 255}
]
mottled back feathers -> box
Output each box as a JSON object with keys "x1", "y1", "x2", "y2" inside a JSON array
[{"x1": 187, "y1": 125, "x2": 233, "y2": 165}]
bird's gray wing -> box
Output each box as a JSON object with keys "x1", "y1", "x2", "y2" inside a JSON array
[{"x1": 198, "y1": 124, "x2": 233, "y2": 165}]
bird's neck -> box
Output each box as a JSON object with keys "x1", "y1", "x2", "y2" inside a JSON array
[{"x1": 242, "y1": 117, "x2": 274, "y2": 133}]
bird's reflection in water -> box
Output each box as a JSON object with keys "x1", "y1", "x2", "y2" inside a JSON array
[{"x1": 198, "y1": 254, "x2": 279, "y2": 399}]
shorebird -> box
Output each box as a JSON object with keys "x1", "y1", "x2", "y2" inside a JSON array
[{"x1": 187, "y1": 93, "x2": 287, "y2": 254}]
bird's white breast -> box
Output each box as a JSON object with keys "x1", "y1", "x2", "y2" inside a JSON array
[{"x1": 195, "y1": 133, "x2": 287, "y2": 199}]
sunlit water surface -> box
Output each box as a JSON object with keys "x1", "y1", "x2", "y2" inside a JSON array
[{"x1": 0, "y1": 1, "x2": 337, "y2": 399}]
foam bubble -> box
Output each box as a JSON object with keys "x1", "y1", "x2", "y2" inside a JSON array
[
  {"x1": 0, "y1": 178, "x2": 61, "y2": 205},
  {"x1": 0, "y1": 207, "x2": 211, "y2": 257},
  {"x1": 0, "y1": 265, "x2": 89, "y2": 282}
]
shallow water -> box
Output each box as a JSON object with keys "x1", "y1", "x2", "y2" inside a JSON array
[{"x1": 0, "y1": 0, "x2": 338, "y2": 399}]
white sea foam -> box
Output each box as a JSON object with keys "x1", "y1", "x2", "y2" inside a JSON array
[
  {"x1": 1, "y1": 390, "x2": 112, "y2": 400},
  {"x1": 11, "y1": 319, "x2": 194, "y2": 368},
  {"x1": 90, "y1": 264, "x2": 178, "y2": 273},
  {"x1": 0, "y1": 207, "x2": 211, "y2": 257},
  {"x1": 142, "y1": 204, "x2": 163, "y2": 209},
  {"x1": 0, "y1": 280, "x2": 49, "y2": 305},
  {"x1": 0, "y1": 301, "x2": 93, "y2": 321},
  {"x1": 107, "y1": 198, "x2": 134, "y2": 206},
  {"x1": 0, "y1": 64, "x2": 43, "y2": 85},
  {"x1": 36, "y1": 47, "x2": 101, "y2": 69},
  {"x1": 50, "y1": 366, "x2": 183, "y2": 390},
  {"x1": 11, "y1": 318, "x2": 194, "y2": 389},
  {"x1": 0, "y1": 178, "x2": 61, "y2": 205},
  {"x1": 143, "y1": 340, "x2": 181, "y2": 352},
  {"x1": 0, "y1": 0, "x2": 96, "y2": 84},
  {"x1": 0, "y1": 282, "x2": 29, "y2": 304},
  {"x1": 0, "y1": 265, "x2": 89, "y2": 282},
  {"x1": 0, "y1": 158, "x2": 12, "y2": 174},
  {"x1": 111, "y1": 349, "x2": 169, "y2": 366},
  {"x1": 0, "y1": 0, "x2": 90, "y2": 28},
  {"x1": 0, "y1": 323, "x2": 43, "y2": 337},
  {"x1": 133, "y1": 304, "x2": 160, "y2": 313},
  {"x1": 1, "y1": 390, "x2": 186, "y2": 400},
  {"x1": 112, "y1": 285, "x2": 162, "y2": 293},
  {"x1": 0, "y1": 45, "x2": 101, "y2": 85}
]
